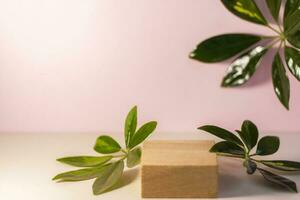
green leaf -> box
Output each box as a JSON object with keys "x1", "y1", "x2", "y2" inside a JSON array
[
  {"x1": 284, "y1": 0, "x2": 300, "y2": 16},
  {"x1": 285, "y1": 0, "x2": 300, "y2": 46},
  {"x1": 238, "y1": 120, "x2": 259, "y2": 151},
  {"x1": 222, "y1": 46, "x2": 267, "y2": 87},
  {"x1": 261, "y1": 160, "x2": 300, "y2": 171},
  {"x1": 190, "y1": 34, "x2": 261, "y2": 63},
  {"x1": 287, "y1": 31, "x2": 300, "y2": 49},
  {"x1": 266, "y1": 0, "x2": 282, "y2": 21},
  {"x1": 127, "y1": 147, "x2": 142, "y2": 168},
  {"x1": 57, "y1": 156, "x2": 112, "y2": 167},
  {"x1": 52, "y1": 166, "x2": 109, "y2": 182},
  {"x1": 221, "y1": 0, "x2": 268, "y2": 25},
  {"x1": 244, "y1": 160, "x2": 257, "y2": 174},
  {"x1": 284, "y1": 0, "x2": 300, "y2": 27},
  {"x1": 285, "y1": 46, "x2": 300, "y2": 81},
  {"x1": 92, "y1": 161, "x2": 124, "y2": 195},
  {"x1": 129, "y1": 121, "x2": 157, "y2": 149},
  {"x1": 94, "y1": 136, "x2": 122, "y2": 154},
  {"x1": 284, "y1": 0, "x2": 300, "y2": 45},
  {"x1": 210, "y1": 141, "x2": 245, "y2": 155},
  {"x1": 258, "y1": 168, "x2": 298, "y2": 192},
  {"x1": 287, "y1": 28, "x2": 300, "y2": 48},
  {"x1": 284, "y1": 1, "x2": 300, "y2": 35},
  {"x1": 272, "y1": 53, "x2": 290, "y2": 110},
  {"x1": 198, "y1": 125, "x2": 243, "y2": 146},
  {"x1": 256, "y1": 136, "x2": 280, "y2": 155},
  {"x1": 124, "y1": 106, "x2": 137, "y2": 148}
]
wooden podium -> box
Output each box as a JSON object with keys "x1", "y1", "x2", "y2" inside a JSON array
[{"x1": 141, "y1": 140, "x2": 218, "y2": 198}]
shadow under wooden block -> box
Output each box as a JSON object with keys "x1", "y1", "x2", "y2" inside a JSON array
[{"x1": 141, "y1": 140, "x2": 218, "y2": 198}]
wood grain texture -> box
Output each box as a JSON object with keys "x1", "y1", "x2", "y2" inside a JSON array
[{"x1": 141, "y1": 140, "x2": 218, "y2": 198}]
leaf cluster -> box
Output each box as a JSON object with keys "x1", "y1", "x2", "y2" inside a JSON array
[
  {"x1": 190, "y1": 0, "x2": 300, "y2": 110},
  {"x1": 53, "y1": 106, "x2": 157, "y2": 195},
  {"x1": 199, "y1": 120, "x2": 300, "y2": 192}
]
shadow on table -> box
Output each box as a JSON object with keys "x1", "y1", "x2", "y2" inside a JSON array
[
  {"x1": 218, "y1": 158, "x2": 293, "y2": 198},
  {"x1": 120, "y1": 168, "x2": 140, "y2": 186},
  {"x1": 107, "y1": 168, "x2": 139, "y2": 193}
]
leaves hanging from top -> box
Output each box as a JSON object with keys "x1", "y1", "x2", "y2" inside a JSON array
[
  {"x1": 190, "y1": 0, "x2": 300, "y2": 110},
  {"x1": 199, "y1": 120, "x2": 300, "y2": 193},
  {"x1": 53, "y1": 106, "x2": 157, "y2": 195}
]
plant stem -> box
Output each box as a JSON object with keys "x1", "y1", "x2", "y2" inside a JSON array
[
  {"x1": 113, "y1": 154, "x2": 126, "y2": 158},
  {"x1": 275, "y1": 19, "x2": 283, "y2": 33},
  {"x1": 251, "y1": 158, "x2": 262, "y2": 163},
  {"x1": 279, "y1": 40, "x2": 284, "y2": 50},
  {"x1": 113, "y1": 149, "x2": 128, "y2": 158},
  {"x1": 266, "y1": 24, "x2": 282, "y2": 35},
  {"x1": 119, "y1": 156, "x2": 127, "y2": 162},
  {"x1": 284, "y1": 39, "x2": 287, "y2": 47},
  {"x1": 217, "y1": 153, "x2": 244, "y2": 159},
  {"x1": 261, "y1": 35, "x2": 279, "y2": 39},
  {"x1": 265, "y1": 38, "x2": 281, "y2": 49},
  {"x1": 121, "y1": 149, "x2": 128, "y2": 154}
]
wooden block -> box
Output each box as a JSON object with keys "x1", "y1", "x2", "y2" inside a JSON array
[{"x1": 141, "y1": 140, "x2": 218, "y2": 198}]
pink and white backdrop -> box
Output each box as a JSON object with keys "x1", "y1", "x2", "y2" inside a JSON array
[{"x1": 0, "y1": 0, "x2": 299, "y2": 134}]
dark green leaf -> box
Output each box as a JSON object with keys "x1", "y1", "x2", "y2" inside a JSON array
[
  {"x1": 222, "y1": 46, "x2": 267, "y2": 87},
  {"x1": 57, "y1": 156, "x2": 112, "y2": 167},
  {"x1": 256, "y1": 136, "x2": 280, "y2": 155},
  {"x1": 92, "y1": 161, "x2": 124, "y2": 195},
  {"x1": 124, "y1": 106, "x2": 137, "y2": 148},
  {"x1": 198, "y1": 125, "x2": 243, "y2": 146},
  {"x1": 221, "y1": 0, "x2": 267, "y2": 25},
  {"x1": 244, "y1": 160, "x2": 257, "y2": 174},
  {"x1": 285, "y1": 46, "x2": 300, "y2": 81},
  {"x1": 284, "y1": 0, "x2": 300, "y2": 35},
  {"x1": 272, "y1": 53, "x2": 290, "y2": 110},
  {"x1": 262, "y1": 160, "x2": 300, "y2": 171},
  {"x1": 129, "y1": 121, "x2": 157, "y2": 149},
  {"x1": 287, "y1": 31, "x2": 300, "y2": 49},
  {"x1": 284, "y1": 0, "x2": 300, "y2": 27},
  {"x1": 190, "y1": 34, "x2": 261, "y2": 63},
  {"x1": 238, "y1": 120, "x2": 259, "y2": 150},
  {"x1": 284, "y1": 0, "x2": 300, "y2": 45},
  {"x1": 266, "y1": 0, "x2": 282, "y2": 21},
  {"x1": 52, "y1": 165, "x2": 109, "y2": 182},
  {"x1": 127, "y1": 147, "x2": 142, "y2": 168},
  {"x1": 210, "y1": 141, "x2": 245, "y2": 155},
  {"x1": 284, "y1": 0, "x2": 300, "y2": 48},
  {"x1": 258, "y1": 168, "x2": 298, "y2": 192},
  {"x1": 94, "y1": 136, "x2": 122, "y2": 154}
]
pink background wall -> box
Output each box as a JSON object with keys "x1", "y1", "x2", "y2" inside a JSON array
[{"x1": 0, "y1": 0, "x2": 299, "y2": 134}]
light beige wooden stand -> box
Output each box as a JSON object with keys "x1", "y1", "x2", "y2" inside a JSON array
[{"x1": 141, "y1": 140, "x2": 218, "y2": 198}]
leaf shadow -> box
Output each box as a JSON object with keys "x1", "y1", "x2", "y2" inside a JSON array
[
  {"x1": 120, "y1": 167, "x2": 140, "y2": 187},
  {"x1": 107, "y1": 167, "x2": 140, "y2": 192}
]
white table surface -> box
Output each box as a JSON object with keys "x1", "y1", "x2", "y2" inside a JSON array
[{"x1": 1, "y1": 132, "x2": 300, "y2": 200}]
